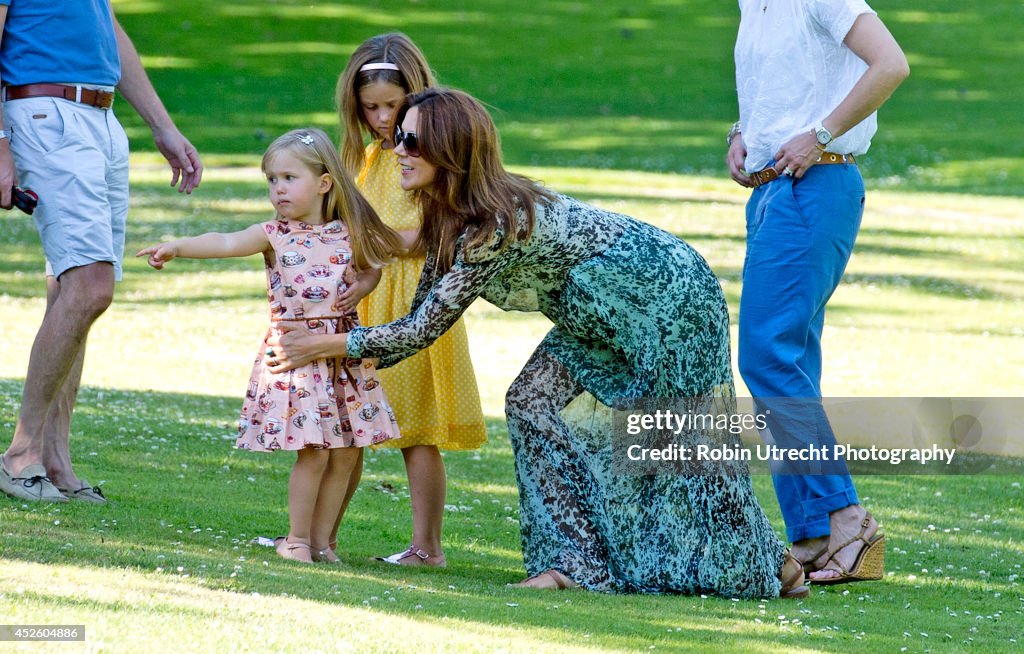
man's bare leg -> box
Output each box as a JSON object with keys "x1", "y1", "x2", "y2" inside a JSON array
[{"x1": 3, "y1": 263, "x2": 113, "y2": 477}]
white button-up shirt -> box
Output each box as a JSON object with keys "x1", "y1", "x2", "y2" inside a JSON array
[{"x1": 735, "y1": 0, "x2": 877, "y2": 171}]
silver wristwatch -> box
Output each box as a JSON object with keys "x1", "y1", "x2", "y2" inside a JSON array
[
  {"x1": 814, "y1": 123, "x2": 833, "y2": 148},
  {"x1": 726, "y1": 121, "x2": 742, "y2": 146}
]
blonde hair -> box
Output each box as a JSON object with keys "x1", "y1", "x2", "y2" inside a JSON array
[
  {"x1": 261, "y1": 128, "x2": 404, "y2": 271},
  {"x1": 399, "y1": 88, "x2": 554, "y2": 274},
  {"x1": 337, "y1": 33, "x2": 437, "y2": 176}
]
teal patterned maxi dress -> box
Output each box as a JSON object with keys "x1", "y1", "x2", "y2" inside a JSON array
[{"x1": 347, "y1": 194, "x2": 786, "y2": 596}]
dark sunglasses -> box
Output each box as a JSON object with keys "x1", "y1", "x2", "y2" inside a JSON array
[{"x1": 393, "y1": 124, "x2": 420, "y2": 158}]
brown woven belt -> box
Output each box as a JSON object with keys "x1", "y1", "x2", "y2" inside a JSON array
[
  {"x1": 749, "y1": 152, "x2": 856, "y2": 188},
  {"x1": 3, "y1": 83, "x2": 114, "y2": 109},
  {"x1": 273, "y1": 315, "x2": 347, "y2": 322}
]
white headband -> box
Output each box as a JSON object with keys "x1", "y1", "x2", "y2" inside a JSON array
[{"x1": 359, "y1": 62, "x2": 400, "y2": 72}]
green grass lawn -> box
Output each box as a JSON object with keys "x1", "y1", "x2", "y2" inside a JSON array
[
  {"x1": 2, "y1": 165, "x2": 1022, "y2": 653},
  {"x1": 2, "y1": 1, "x2": 1024, "y2": 652}
]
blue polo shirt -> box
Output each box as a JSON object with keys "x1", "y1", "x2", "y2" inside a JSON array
[{"x1": 0, "y1": 0, "x2": 120, "y2": 86}]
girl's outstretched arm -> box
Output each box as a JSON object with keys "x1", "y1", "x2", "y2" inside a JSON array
[{"x1": 136, "y1": 223, "x2": 270, "y2": 269}]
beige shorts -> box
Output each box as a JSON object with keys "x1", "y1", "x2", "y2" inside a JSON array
[{"x1": 4, "y1": 95, "x2": 130, "y2": 280}]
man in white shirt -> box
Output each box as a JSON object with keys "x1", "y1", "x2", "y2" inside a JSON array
[{"x1": 727, "y1": 0, "x2": 908, "y2": 584}]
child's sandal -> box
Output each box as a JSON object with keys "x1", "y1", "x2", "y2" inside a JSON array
[
  {"x1": 375, "y1": 544, "x2": 446, "y2": 567},
  {"x1": 312, "y1": 545, "x2": 342, "y2": 564},
  {"x1": 276, "y1": 538, "x2": 313, "y2": 564},
  {"x1": 779, "y1": 550, "x2": 810, "y2": 599}
]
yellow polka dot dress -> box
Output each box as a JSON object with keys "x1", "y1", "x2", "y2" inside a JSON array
[{"x1": 356, "y1": 140, "x2": 487, "y2": 450}]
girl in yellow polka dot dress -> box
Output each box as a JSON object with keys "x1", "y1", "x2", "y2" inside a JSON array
[{"x1": 336, "y1": 33, "x2": 487, "y2": 566}]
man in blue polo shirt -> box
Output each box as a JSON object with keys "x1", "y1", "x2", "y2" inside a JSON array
[{"x1": 0, "y1": 0, "x2": 203, "y2": 502}]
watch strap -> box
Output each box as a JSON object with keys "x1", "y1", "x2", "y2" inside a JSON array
[{"x1": 726, "y1": 121, "x2": 742, "y2": 146}]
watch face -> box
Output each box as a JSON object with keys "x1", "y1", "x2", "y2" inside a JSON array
[{"x1": 816, "y1": 127, "x2": 832, "y2": 145}]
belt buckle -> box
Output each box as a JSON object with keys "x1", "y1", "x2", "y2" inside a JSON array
[
  {"x1": 97, "y1": 90, "x2": 114, "y2": 110},
  {"x1": 750, "y1": 166, "x2": 779, "y2": 188}
]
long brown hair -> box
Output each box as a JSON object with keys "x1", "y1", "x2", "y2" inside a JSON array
[
  {"x1": 336, "y1": 33, "x2": 437, "y2": 176},
  {"x1": 398, "y1": 88, "x2": 553, "y2": 274},
  {"x1": 261, "y1": 129, "x2": 404, "y2": 271}
]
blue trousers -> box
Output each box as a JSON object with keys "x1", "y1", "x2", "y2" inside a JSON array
[{"x1": 738, "y1": 163, "x2": 864, "y2": 543}]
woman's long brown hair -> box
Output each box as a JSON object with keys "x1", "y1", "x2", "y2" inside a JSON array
[{"x1": 399, "y1": 88, "x2": 553, "y2": 274}]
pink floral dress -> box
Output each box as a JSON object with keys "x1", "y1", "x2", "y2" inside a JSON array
[{"x1": 236, "y1": 218, "x2": 401, "y2": 451}]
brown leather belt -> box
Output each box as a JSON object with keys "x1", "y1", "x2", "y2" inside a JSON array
[
  {"x1": 3, "y1": 84, "x2": 114, "y2": 110},
  {"x1": 749, "y1": 152, "x2": 856, "y2": 188}
]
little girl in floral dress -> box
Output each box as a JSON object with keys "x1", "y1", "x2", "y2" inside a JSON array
[{"x1": 137, "y1": 128, "x2": 404, "y2": 563}]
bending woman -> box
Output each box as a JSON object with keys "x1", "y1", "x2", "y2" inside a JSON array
[{"x1": 266, "y1": 87, "x2": 805, "y2": 598}]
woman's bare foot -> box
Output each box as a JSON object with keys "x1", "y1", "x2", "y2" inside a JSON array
[{"x1": 509, "y1": 569, "x2": 578, "y2": 590}]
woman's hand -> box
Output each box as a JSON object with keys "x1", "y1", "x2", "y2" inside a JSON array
[
  {"x1": 265, "y1": 323, "x2": 347, "y2": 373},
  {"x1": 772, "y1": 131, "x2": 825, "y2": 180},
  {"x1": 727, "y1": 138, "x2": 754, "y2": 188}
]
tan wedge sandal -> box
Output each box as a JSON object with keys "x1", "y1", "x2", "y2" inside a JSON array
[
  {"x1": 779, "y1": 551, "x2": 810, "y2": 599},
  {"x1": 809, "y1": 514, "x2": 886, "y2": 585}
]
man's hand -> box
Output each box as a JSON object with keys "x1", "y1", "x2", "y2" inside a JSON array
[{"x1": 152, "y1": 126, "x2": 203, "y2": 193}]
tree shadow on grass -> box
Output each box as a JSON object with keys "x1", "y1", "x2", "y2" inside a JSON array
[
  {"x1": 3, "y1": 379, "x2": 1023, "y2": 651},
  {"x1": 2, "y1": 380, "x2": 789, "y2": 652},
  {"x1": 709, "y1": 264, "x2": 1009, "y2": 303},
  {"x1": 108, "y1": 1, "x2": 1024, "y2": 197}
]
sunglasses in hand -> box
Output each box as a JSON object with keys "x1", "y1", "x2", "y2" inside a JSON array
[{"x1": 9, "y1": 186, "x2": 39, "y2": 215}]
